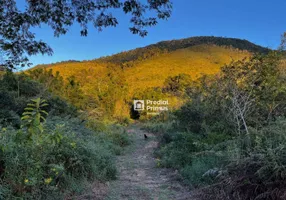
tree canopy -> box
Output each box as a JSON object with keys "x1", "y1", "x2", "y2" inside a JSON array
[{"x1": 0, "y1": 0, "x2": 172, "y2": 68}]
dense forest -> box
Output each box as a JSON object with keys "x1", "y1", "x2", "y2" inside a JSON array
[
  {"x1": 1, "y1": 36, "x2": 285, "y2": 199},
  {"x1": 27, "y1": 37, "x2": 263, "y2": 121}
]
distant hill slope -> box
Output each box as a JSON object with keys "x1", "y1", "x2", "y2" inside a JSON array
[
  {"x1": 29, "y1": 36, "x2": 268, "y2": 118},
  {"x1": 34, "y1": 44, "x2": 251, "y2": 94},
  {"x1": 96, "y1": 36, "x2": 270, "y2": 65},
  {"x1": 124, "y1": 44, "x2": 251, "y2": 94}
]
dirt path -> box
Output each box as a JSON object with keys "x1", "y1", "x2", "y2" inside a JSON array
[{"x1": 104, "y1": 124, "x2": 192, "y2": 200}]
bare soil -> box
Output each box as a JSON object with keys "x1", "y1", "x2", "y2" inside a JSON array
[{"x1": 103, "y1": 124, "x2": 193, "y2": 200}]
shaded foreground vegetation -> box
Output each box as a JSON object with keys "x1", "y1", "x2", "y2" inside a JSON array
[
  {"x1": 143, "y1": 52, "x2": 286, "y2": 199},
  {"x1": 0, "y1": 71, "x2": 130, "y2": 199}
]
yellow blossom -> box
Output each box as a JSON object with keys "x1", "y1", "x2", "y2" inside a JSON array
[{"x1": 45, "y1": 177, "x2": 52, "y2": 184}]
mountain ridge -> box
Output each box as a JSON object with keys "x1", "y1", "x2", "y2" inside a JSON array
[{"x1": 34, "y1": 36, "x2": 270, "y2": 68}]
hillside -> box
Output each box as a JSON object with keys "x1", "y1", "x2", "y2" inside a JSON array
[
  {"x1": 96, "y1": 36, "x2": 269, "y2": 64},
  {"x1": 27, "y1": 36, "x2": 268, "y2": 118},
  {"x1": 124, "y1": 44, "x2": 251, "y2": 94}
]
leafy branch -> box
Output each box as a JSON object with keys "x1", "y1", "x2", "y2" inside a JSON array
[{"x1": 21, "y1": 98, "x2": 48, "y2": 138}]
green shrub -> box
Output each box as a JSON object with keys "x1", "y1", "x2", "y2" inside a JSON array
[
  {"x1": 142, "y1": 121, "x2": 173, "y2": 134},
  {"x1": 202, "y1": 132, "x2": 232, "y2": 146},
  {"x1": 142, "y1": 112, "x2": 176, "y2": 136},
  {"x1": 105, "y1": 125, "x2": 131, "y2": 148},
  {"x1": 0, "y1": 99, "x2": 119, "y2": 199},
  {"x1": 175, "y1": 102, "x2": 205, "y2": 133},
  {"x1": 85, "y1": 119, "x2": 109, "y2": 132},
  {"x1": 158, "y1": 132, "x2": 199, "y2": 168},
  {"x1": 0, "y1": 72, "x2": 79, "y2": 129},
  {"x1": 180, "y1": 154, "x2": 226, "y2": 187},
  {"x1": 46, "y1": 96, "x2": 77, "y2": 117},
  {"x1": 194, "y1": 118, "x2": 286, "y2": 200},
  {"x1": 0, "y1": 124, "x2": 117, "y2": 199},
  {"x1": 151, "y1": 53, "x2": 286, "y2": 199}
]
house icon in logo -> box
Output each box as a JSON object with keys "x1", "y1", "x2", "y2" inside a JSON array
[{"x1": 134, "y1": 100, "x2": 144, "y2": 111}]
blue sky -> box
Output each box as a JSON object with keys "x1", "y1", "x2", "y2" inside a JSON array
[{"x1": 20, "y1": 0, "x2": 286, "y2": 68}]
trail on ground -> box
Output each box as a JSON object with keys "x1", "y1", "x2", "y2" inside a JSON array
[{"x1": 104, "y1": 124, "x2": 192, "y2": 200}]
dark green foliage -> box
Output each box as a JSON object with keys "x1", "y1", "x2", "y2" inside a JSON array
[
  {"x1": 0, "y1": 71, "x2": 18, "y2": 91},
  {"x1": 85, "y1": 121, "x2": 131, "y2": 155},
  {"x1": 197, "y1": 119, "x2": 286, "y2": 200},
  {"x1": 0, "y1": 90, "x2": 15, "y2": 110},
  {"x1": 46, "y1": 96, "x2": 77, "y2": 117},
  {"x1": 97, "y1": 47, "x2": 168, "y2": 67},
  {"x1": 158, "y1": 132, "x2": 199, "y2": 168},
  {"x1": 0, "y1": 110, "x2": 21, "y2": 128},
  {"x1": 180, "y1": 155, "x2": 225, "y2": 187},
  {"x1": 105, "y1": 125, "x2": 131, "y2": 148},
  {"x1": 175, "y1": 102, "x2": 204, "y2": 133},
  {"x1": 0, "y1": 105, "x2": 120, "y2": 199},
  {"x1": 153, "y1": 36, "x2": 270, "y2": 53},
  {"x1": 21, "y1": 98, "x2": 48, "y2": 137},
  {"x1": 0, "y1": 71, "x2": 78, "y2": 128},
  {"x1": 146, "y1": 52, "x2": 286, "y2": 198}
]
